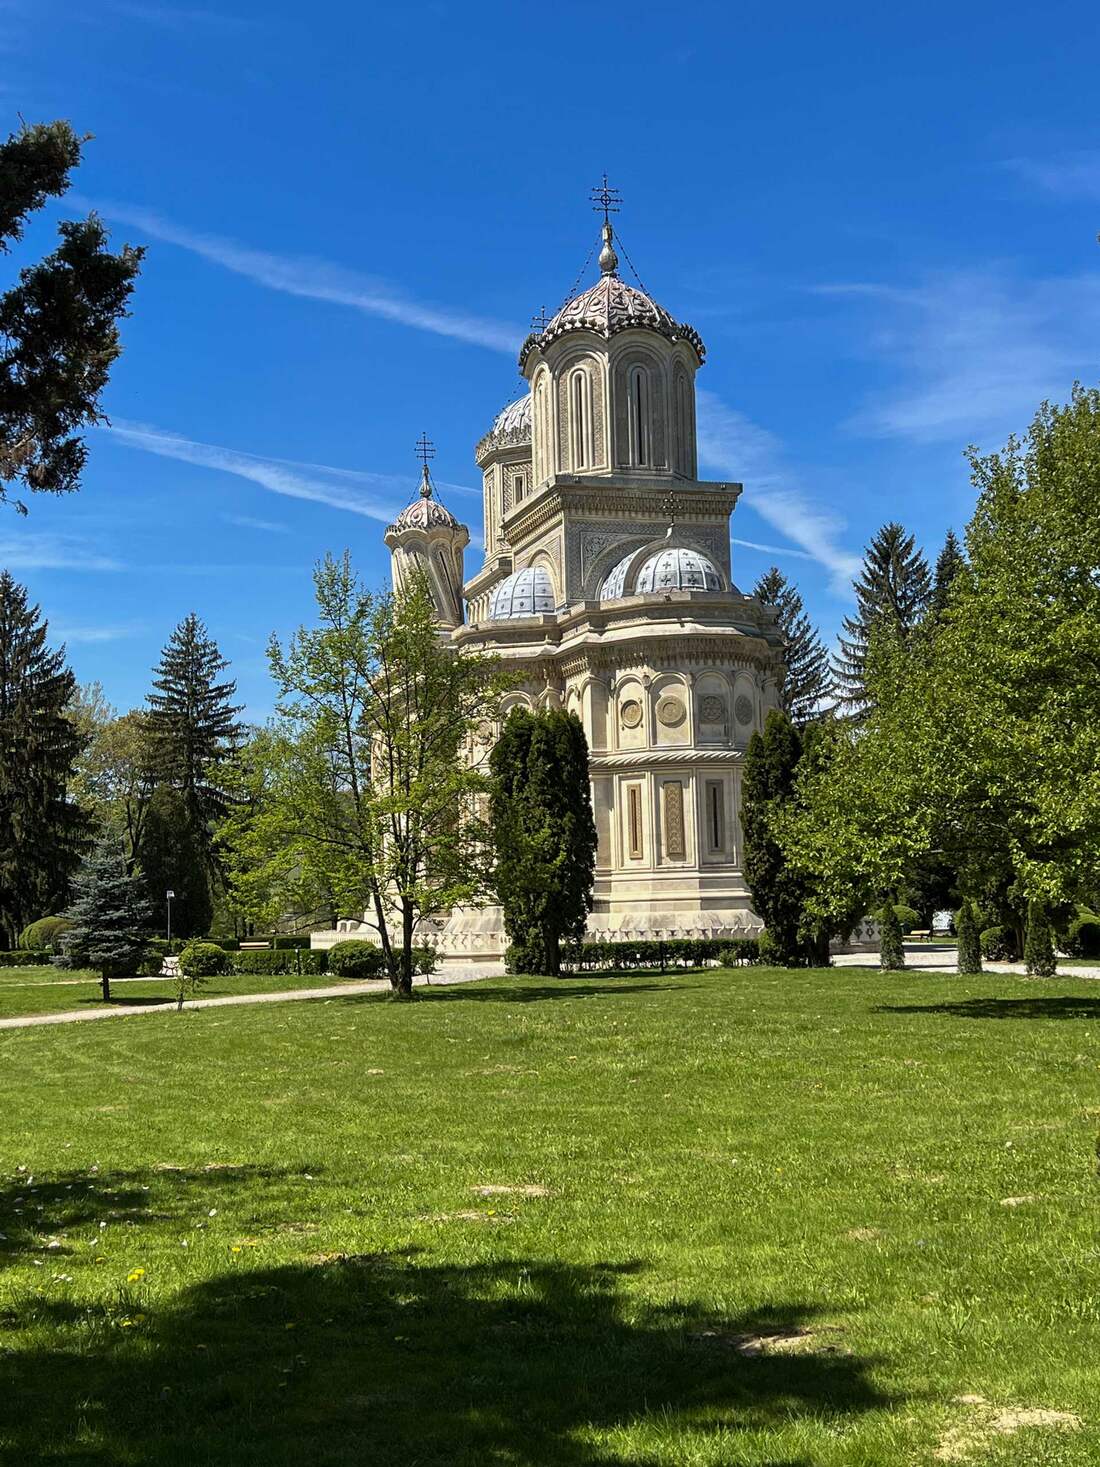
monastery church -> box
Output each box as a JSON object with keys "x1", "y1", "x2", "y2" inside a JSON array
[{"x1": 317, "y1": 192, "x2": 787, "y2": 963}]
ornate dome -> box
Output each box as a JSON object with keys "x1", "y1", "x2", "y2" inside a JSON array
[
  {"x1": 519, "y1": 222, "x2": 704, "y2": 370},
  {"x1": 388, "y1": 465, "x2": 462, "y2": 534},
  {"x1": 488, "y1": 565, "x2": 556, "y2": 621},
  {"x1": 475, "y1": 393, "x2": 532, "y2": 465},
  {"x1": 601, "y1": 544, "x2": 723, "y2": 601}
]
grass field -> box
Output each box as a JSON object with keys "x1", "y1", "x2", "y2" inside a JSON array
[
  {"x1": 0, "y1": 967, "x2": 377, "y2": 1020},
  {"x1": 2, "y1": 965, "x2": 1099, "y2": 1465}
]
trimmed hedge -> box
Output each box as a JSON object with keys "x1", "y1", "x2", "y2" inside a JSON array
[
  {"x1": 18, "y1": 916, "x2": 72, "y2": 952},
  {"x1": 272, "y1": 935, "x2": 311, "y2": 950},
  {"x1": 893, "y1": 904, "x2": 920, "y2": 935},
  {"x1": 0, "y1": 950, "x2": 53, "y2": 967},
  {"x1": 980, "y1": 925, "x2": 1017, "y2": 961},
  {"x1": 1063, "y1": 915, "x2": 1100, "y2": 959},
  {"x1": 179, "y1": 940, "x2": 232, "y2": 978},
  {"x1": 327, "y1": 940, "x2": 386, "y2": 979},
  {"x1": 230, "y1": 950, "x2": 329, "y2": 976},
  {"x1": 555, "y1": 937, "x2": 759, "y2": 974}
]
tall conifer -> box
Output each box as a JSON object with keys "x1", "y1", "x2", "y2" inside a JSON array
[
  {"x1": 834, "y1": 523, "x2": 931, "y2": 715},
  {"x1": 754, "y1": 566, "x2": 834, "y2": 724},
  {"x1": 147, "y1": 613, "x2": 241, "y2": 870},
  {"x1": 928, "y1": 529, "x2": 966, "y2": 622},
  {"x1": 741, "y1": 710, "x2": 807, "y2": 965},
  {"x1": 0, "y1": 571, "x2": 90, "y2": 944},
  {"x1": 57, "y1": 832, "x2": 154, "y2": 1000}
]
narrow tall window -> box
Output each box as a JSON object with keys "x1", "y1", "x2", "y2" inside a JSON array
[
  {"x1": 676, "y1": 373, "x2": 692, "y2": 475},
  {"x1": 514, "y1": 471, "x2": 526, "y2": 503},
  {"x1": 705, "y1": 780, "x2": 725, "y2": 853},
  {"x1": 534, "y1": 377, "x2": 549, "y2": 482},
  {"x1": 569, "y1": 368, "x2": 591, "y2": 469},
  {"x1": 627, "y1": 784, "x2": 643, "y2": 859},
  {"x1": 627, "y1": 366, "x2": 650, "y2": 466}
]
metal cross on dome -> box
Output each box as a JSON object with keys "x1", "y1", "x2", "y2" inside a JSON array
[
  {"x1": 414, "y1": 431, "x2": 436, "y2": 466},
  {"x1": 590, "y1": 173, "x2": 621, "y2": 223}
]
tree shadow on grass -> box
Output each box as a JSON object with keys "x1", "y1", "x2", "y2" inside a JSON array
[
  {"x1": 0, "y1": 1165, "x2": 324, "y2": 1270},
  {"x1": 877, "y1": 995, "x2": 1100, "y2": 1021},
  {"x1": 376, "y1": 980, "x2": 700, "y2": 1007},
  {"x1": 0, "y1": 1249, "x2": 890, "y2": 1467}
]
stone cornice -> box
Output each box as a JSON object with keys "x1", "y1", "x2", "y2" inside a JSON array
[
  {"x1": 501, "y1": 476, "x2": 742, "y2": 545},
  {"x1": 589, "y1": 748, "x2": 744, "y2": 770}
]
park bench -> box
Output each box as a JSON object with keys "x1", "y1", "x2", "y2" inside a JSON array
[
  {"x1": 909, "y1": 929, "x2": 931, "y2": 942},
  {"x1": 239, "y1": 941, "x2": 271, "y2": 951}
]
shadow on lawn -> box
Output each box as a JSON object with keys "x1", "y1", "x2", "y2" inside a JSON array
[
  {"x1": 878, "y1": 995, "x2": 1100, "y2": 1021},
  {"x1": 1, "y1": 1249, "x2": 887, "y2": 1466},
  {"x1": 376, "y1": 979, "x2": 698, "y2": 1006},
  {"x1": 0, "y1": 1165, "x2": 321, "y2": 1270}
]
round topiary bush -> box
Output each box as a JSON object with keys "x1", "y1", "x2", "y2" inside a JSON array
[
  {"x1": 979, "y1": 925, "x2": 1016, "y2": 961},
  {"x1": 18, "y1": 916, "x2": 72, "y2": 953},
  {"x1": 179, "y1": 940, "x2": 231, "y2": 978},
  {"x1": 893, "y1": 904, "x2": 920, "y2": 934},
  {"x1": 326, "y1": 940, "x2": 386, "y2": 979},
  {"x1": 1064, "y1": 915, "x2": 1100, "y2": 959}
]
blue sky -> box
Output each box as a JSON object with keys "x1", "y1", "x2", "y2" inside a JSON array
[{"x1": 4, "y1": 0, "x2": 1099, "y2": 717}]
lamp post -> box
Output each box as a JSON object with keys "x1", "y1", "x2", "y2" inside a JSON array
[{"x1": 166, "y1": 890, "x2": 175, "y2": 944}]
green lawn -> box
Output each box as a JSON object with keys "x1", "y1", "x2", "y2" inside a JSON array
[
  {"x1": 2, "y1": 966, "x2": 1098, "y2": 1465},
  {"x1": 0, "y1": 967, "x2": 373, "y2": 1021}
]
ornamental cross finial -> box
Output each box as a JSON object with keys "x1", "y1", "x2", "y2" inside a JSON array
[
  {"x1": 662, "y1": 492, "x2": 677, "y2": 537},
  {"x1": 415, "y1": 431, "x2": 435, "y2": 497},
  {"x1": 590, "y1": 172, "x2": 621, "y2": 224},
  {"x1": 530, "y1": 304, "x2": 550, "y2": 332}
]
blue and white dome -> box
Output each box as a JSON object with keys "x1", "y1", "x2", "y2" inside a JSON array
[
  {"x1": 488, "y1": 565, "x2": 556, "y2": 621},
  {"x1": 636, "y1": 546, "x2": 722, "y2": 594},
  {"x1": 601, "y1": 544, "x2": 723, "y2": 601}
]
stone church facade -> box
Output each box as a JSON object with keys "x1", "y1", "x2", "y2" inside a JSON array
[{"x1": 323, "y1": 213, "x2": 786, "y2": 963}]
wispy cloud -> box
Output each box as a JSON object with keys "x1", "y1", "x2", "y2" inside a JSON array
[
  {"x1": 81, "y1": 201, "x2": 521, "y2": 355},
  {"x1": 1005, "y1": 151, "x2": 1100, "y2": 201},
  {"x1": 0, "y1": 531, "x2": 123, "y2": 572},
  {"x1": 223, "y1": 513, "x2": 290, "y2": 534},
  {"x1": 696, "y1": 389, "x2": 860, "y2": 594},
  {"x1": 52, "y1": 623, "x2": 137, "y2": 644},
  {"x1": 104, "y1": 419, "x2": 403, "y2": 523},
  {"x1": 731, "y1": 536, "x2": 815, "y2": 562},
  {"x1": 819, "y1": 270, "x2": 1100, "y2": 444}
]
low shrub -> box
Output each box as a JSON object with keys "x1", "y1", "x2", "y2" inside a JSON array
[
  {"x1": 271, "y1": 935, "x2": 311, "y2": 950},
  {"x1": 560, "y1": 937, "x2": 741, "y2": 973},
  {"x1": 179, "y1": 940, "x2": 232, "y2": 978},
  {"x1": 230, "y1": 950, "x2": 328, "y2": 976},
  {"x1": 756, "y1": 930, "x2": 779, "y2": 967},
  {"x1": 206, "y1": 937, "x2": 240, "y2": 951},
  {"x1": 1064, "y1": 916, "x2": 1100, "y2": 959},
  {"x1": 718, "y1": 938, "x2": 762, "y2": 967},
  {"x1": 1024, "y1": 900, "x2": 1056, "y2": 977},
  {"x1": 0, "y1": 950, "x2": 53, "y2": 967},
  {"x1": 893, "y1": 904, "x2": 920, "y2": 934},
  {"x1": 18, "y1": 916, "x2": 72, "y2": 953},
  {"x1": 326, "y1": 940, "x2": 386, "y2": 979},
  {"x1": 979, "y1": 925, "x2": 1016, "y2": 962},
  {"x1": 413, "y1": 944, "x2": 438, "y2": 977}
]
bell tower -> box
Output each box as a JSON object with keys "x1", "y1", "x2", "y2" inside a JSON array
[{"x1": 384, "y1": 433, "x2": 469, "y2": 630}]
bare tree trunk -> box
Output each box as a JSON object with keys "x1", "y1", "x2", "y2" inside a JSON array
[{"x1": 392, "y1": 902, "x2": 414, "y2": 1000}]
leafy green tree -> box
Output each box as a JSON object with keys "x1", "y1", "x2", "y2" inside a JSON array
[
  {"x1": 56, "y1": 832, "x2": 154, "y2": 1001},
  {"x1": 956, "y1": 901, "x2": 982, "y2": 975},
  {"x1": 753, "y1": 567, "x2": 834, "y2": 724},
  {"x1": 0, "y1": 121, "x2": 142, "y2": 512},
  {"x1": 147, "y1": 613, "x2": 242, "y2": 874},
  {"x1": 135, "y1": 785, "x2": 213, "y2": 940},
  {"x1": 878, "y1": 900, "x2": 905, "y2": 971},
  {"x1": 834, "y1": 523, "x2": 930, "y2": 716},
  {"x1": 68, "y1": 690, "x2": 157, "y2": 867},
  {"x1": 489, "y1": 707, "x2": 597, "y2": 976},
  {"x1": 220, "y1": 556, "x2": 503, "y2": 998},
  {"x1": 741, "y1": 711, "x2": 810, "y2": 965},
  {"x1": 0, "y1": 572, "x2": 91, "y2": 946},
  {"x1": 1024, "y1": 899, "x2": 1056, "y2": 977}
]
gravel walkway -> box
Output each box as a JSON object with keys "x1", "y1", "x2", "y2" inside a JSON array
[
  {"x1": 832, "y1": 945, "x2": 1100, "y2": 979},
  {"x1": 0, "y1": 965, "x2": 502, "y2": 1031}
]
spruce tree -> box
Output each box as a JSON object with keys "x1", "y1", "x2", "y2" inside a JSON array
[
  {"x1": 741, "y1": 710, "x2": 806, "y2": 965},
  {"x1": 57, "y1": 832, "x2": 155, "y2": 1000},
  {"x1": 147, "y1": 613, "x2": 242, "y2": 872},
  {"x1": 928, "y1": 529, "x2": 966, "y2": 622},
  {"x1": 0, "y1": 572, "x2": 90, "y2": 945},
  {"x1": 834, "y1": 523, "x2": 931, "y2": 716},
  {"x1": 879, "y1": 899, "x2": 905, "y2": 972},
  {"x1": 956, "y1": 900, "x2": 982, "y2": 974},
  {"x1": 489, "y1": 707, "x2": 597, "y2": 976},
  {"x1": 1024, "y1": 898, "x2": 1056, "y2": 977},
  {"x1": 135, "y1": 785, "x2": 213, "y2": 939},
  {"x1": 753, "y1": 567, "x2": 834, "y2": 724}
]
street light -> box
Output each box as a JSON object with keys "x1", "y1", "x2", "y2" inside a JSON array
[{"x1": 166, "y1": 890, "x2": 175, "y2": 944}]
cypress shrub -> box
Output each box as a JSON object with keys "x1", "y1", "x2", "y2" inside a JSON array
[
  {"x1": 1024, "y1": 900, "x2": 1056, "y2": 977},
  {"x1": 879, "y1": 901, "x2": 905, "y2": 971},
  {"x1": 956, "y1": 902, "x2": 982, "y2": 974}
]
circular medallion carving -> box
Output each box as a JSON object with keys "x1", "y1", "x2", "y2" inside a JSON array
[
  {"x1": 620, "y1": 699, "x2": 643, "y2": 729},
  {"x1": 700, "y1": 694, "x2": 727, "y2": 724},
  {"x1": 656, "y1": 695, "x2": 686, "y2": 728},
  {"x1": 735, "y1": 694, "x2": 754, "y2": 726}
]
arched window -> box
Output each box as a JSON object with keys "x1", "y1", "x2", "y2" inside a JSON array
[
  {"x1": 627, "y1": 365, "x2": 650, "y2": 466},
  {"x1": 675, "y1": 372, "x2": 693, "y2": 476},
  {"x1": 533, "y1": 376, "x2": 548, "y2": 482},
  {"x1": 568, "y1": 367, "x2": 592, "y2": 470}
]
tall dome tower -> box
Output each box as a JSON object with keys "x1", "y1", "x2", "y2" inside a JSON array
[{"x1": 384, "y1": 435, "x2": 469, "y2": 630}]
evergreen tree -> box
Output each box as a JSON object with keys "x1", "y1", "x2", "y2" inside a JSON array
[
  {"x1": 490, "y1": 707, "x2": 597, "y2": 977},
  {"x1": 0, "y1": 121, "x2": 142, "y2": 512},
  {"x1": 956, "y1": 900, "x2": 982, "y2": 974},
  {"x1": 1024, "y1": 898, "x2": 1056, "y2": 977},
  {"x1": 753, "y1": 567, "x2": 835, "y2": 724},
  {"x1": 878, "y1": 900, "x2": 905, "y2": 972},
  {"x1": 834, "y1": 523, "x2": 931, "y2": 716},
  {"x1": 57, "y1": 832, "x2": 154, "y2": 1001},
  {"x1": 135, "y1": 785, "x2": 213, "y2": 940},
  {"x1": 741, "y1": 711, "x2": 807, "y2": 965},
  {"x1": 147, "y1": 613, "x2": 242, "y2": 871},
  {"x1": 928, "y1": 529, "x2": 966, "y2": 622},
  {"x1": 0, "y1": 572, "x2": 91, "y2": 945}
]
